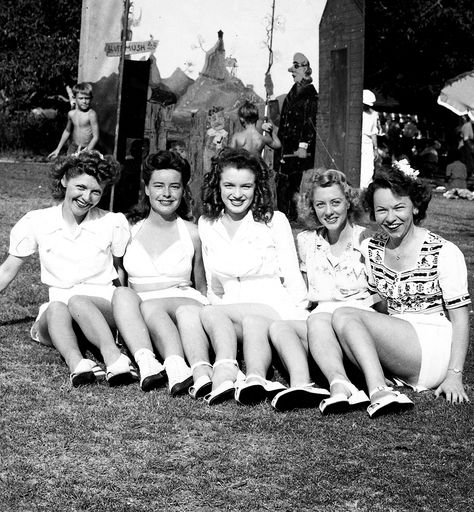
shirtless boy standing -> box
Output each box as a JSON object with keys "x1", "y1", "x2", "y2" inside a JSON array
[
  {"x1": 48, "y1": 82, "x2": 99, "y2": 159},
  {"x1": 230, "y1": 101, "x2": 281, "y2": 156}
]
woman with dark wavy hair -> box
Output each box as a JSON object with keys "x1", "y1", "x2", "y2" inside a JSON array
[
  {"x1": 0, "y1": 150, "x2": 137, "y2": 387},
  {"x1": 113, "y1": 150, "x2": 208, "y2": 395},
  {"x1": 332, "y1": 163, "x2": 471, "y2": 417},
  {"x1": 178, "y1": 148, "x2": 308, "y2": 405}
]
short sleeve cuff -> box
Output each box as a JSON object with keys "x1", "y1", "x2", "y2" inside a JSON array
[
  {"x1": 438, "y1": 240, "x2": 470, "y2": 309},
  {"x1": 111, "y1": 213, "x2": 131, "y2": 257},
  {"x1": 9, "y1": 213, "x2": 38, "y2": 257},
  {"x1": 445, "y1": 294, "x2": 471, "y2": 309}
]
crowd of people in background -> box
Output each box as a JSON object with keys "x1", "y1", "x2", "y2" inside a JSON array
[{"x1": 365, "y1": 103, "x2": 474, "y2": 187}]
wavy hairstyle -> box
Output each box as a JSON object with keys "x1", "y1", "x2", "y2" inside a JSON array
[
  {"x1": 201, "y1": 147, "x2": 273, "y2": 223},
  {"x1": 297, "y1": 168, "x2": 363, "y2": 230},
  {"x1": 50, "y1": 150, "x2": 120, "y2": 200},
  {"x1": 127, "y1": 150, "x2": 193, "y2": 224},
  {"x1": 363, "y1": 165, "x2": 432, "y2": 225}
]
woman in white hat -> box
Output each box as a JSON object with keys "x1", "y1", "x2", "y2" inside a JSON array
[{"x1": 360, "y1": 89, "x2": 379, "y2": 188}]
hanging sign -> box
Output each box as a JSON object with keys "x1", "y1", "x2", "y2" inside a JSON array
[{"x1": 105, "y1": 39, "x2": 159, "y2": 57}]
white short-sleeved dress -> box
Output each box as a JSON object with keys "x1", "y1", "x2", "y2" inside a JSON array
[
  {"x1": 9, "y1": 204, "x2": 131, "y2": 338},
  {"x1": 362, "y1": 230, "x2": 471, "y2": 389},
  {"x1": 122, "y1": 216, "x2": 208, "y2": 304},
  {"x1": 198, "y1": 210, "x2": 308, "y2": 320},
  {"x1": 297, "y1": 224, "x2": 375, "y2": 314}
]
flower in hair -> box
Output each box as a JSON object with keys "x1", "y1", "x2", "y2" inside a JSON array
[{"x1": 393, "y1": 158, "x2": 419, "y2": 179}]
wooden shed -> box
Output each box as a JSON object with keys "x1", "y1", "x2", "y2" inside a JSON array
[{"x1": 315, "y1": 0, "x2": 365, "y2": 186}]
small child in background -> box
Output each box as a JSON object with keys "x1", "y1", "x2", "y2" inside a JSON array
[
  {"x1": 48, "y1": 82, "x2": 99, "y2": 159},
  {"x1": 230, "y1": 101, "x2": 281, "y2": 156},
  {"x1": 446, "y1": 149, "x2": 468, "y2": 190},
  {"x1": 0, "y1": 150, "x2": 136, "y2": 387}
]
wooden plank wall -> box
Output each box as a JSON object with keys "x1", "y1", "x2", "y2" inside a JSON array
[{"x1": 316, "y1": 0, "x2": 364, "y2": 186}]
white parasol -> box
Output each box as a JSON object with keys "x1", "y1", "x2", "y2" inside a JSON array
[{"x1": 437, "y1": 70, "x2": 474, "y2": 121}]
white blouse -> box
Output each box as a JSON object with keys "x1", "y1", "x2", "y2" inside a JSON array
[
  {"x1": 198, "y1": 210, "x2": 307, "y2": 311},
  {"x1": 9, "y1": 204, "x2": 130, "y2": 289},
  {"x1": 297, "y1": 224, "x2": 371, "y2": 303}
]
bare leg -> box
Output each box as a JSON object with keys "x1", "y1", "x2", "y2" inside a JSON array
[
  {"x1": 307, "y1": 312, "x2": 355, "y2": 397},
  {"x1": 332, "y1": 307, "x2": 421, "y2": 398},
  {"x1": 68, "y1": 295, "x2": 122, "y2": 366},
  {"x1": 200, "y1": 303, "x2": 278, "y2": 390},
  {"x1": 112, "y1": 287, "x2": 153, "y2": 355},
  {"x1": 268, "y1": 319, "x2": 331, "y2": 412},
  {"x1": 199, "y1": 305, "x2": 240, "y2": 389},
  {"x1": 177, "y1": 304, "x2": 212, "y2": 383},
  {"x1": 139, "y1": 297, "x2": 200, "y2": 395},
  {"x1": 112, "y1": 287, "x2": 165, "y2": 391},
  {"x1": 140, "y1": 298, "x2": 201, "y2": 359},
  {"x1": 269, "y1": 320, "x2": 312, "y2": 387},
  {"x1": 40, "y1": 301, "x2": 83, "y2": 372},
  {"x1": 242, "y1": 315, "x2": 274, "y2": 380}
]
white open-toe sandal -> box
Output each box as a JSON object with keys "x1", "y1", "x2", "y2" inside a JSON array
[
  {"x1": 188, "y1": 360, "x2": 213, "y2": 399},
  {"x1": 319, "y1": 378, "x2": 370, "y2": 415},
  {"x1": 367, "y1": 386, "x2": 414, "y2": 418},
  {"x1": 235, "y1": 374, "x2": 287, "y2": 405},
  {"x1": 204, "y1": 359, "x2": 244, "y2": 406},
  {"x1": 271, "y1": 384, "x2": 330, "y2": 412}
]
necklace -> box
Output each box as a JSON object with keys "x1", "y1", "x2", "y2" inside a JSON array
[{"x1": 388, "y1": 244, "x2": 402, "y2": 260}]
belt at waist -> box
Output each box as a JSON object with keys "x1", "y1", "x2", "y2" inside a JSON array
[{"x1": 129, "y1": 280, "x2": 192, "y2": 293}]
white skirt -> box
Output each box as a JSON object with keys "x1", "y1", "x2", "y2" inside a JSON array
[{"x1": 218, "y1": 276, "x2": 308, "y2": 321}]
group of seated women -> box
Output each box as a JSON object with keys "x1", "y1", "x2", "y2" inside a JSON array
[{"x1": 0, "y1": 147, "x2": 470, "y2": 418}]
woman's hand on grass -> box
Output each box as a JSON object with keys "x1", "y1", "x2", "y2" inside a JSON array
[{"x1": 435, "y1": 373, "x2": 469, "y2": 404}]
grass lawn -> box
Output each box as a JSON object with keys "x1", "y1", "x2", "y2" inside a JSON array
[{"x1": 0, "y1": 162, "x2": 473, "y2": 512}]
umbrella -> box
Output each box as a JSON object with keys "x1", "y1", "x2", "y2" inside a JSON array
[{"x1": 437, "y1": 70, "x2": 474, "y2": 120}]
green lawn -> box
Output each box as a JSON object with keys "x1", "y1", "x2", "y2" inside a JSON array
[{"x1": 1, "y1": 162, "x2": 473, "y2": 512}]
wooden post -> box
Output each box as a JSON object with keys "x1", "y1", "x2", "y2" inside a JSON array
[{"x1": 109, "y1": 0, "x2": 130, "y2": 211}]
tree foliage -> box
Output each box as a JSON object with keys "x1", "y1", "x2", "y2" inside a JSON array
[
  {"x1": 365, "y1": 0, "x2": 474, "y2": 112},
  {"x1": 1, "y1": 0, "x2": 473, "y2": 116},
  {"x1": 0, "y1": 0, "x2": 81, "y2": 109}
]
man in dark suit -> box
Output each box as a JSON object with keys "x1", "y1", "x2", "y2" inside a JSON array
[{"x1": 266, "y1": 53, "x2": 318, "y2": 220}]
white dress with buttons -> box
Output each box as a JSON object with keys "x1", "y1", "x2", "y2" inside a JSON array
[{"x1": 198, "y1": 210, "x2": 308, "y2": 320}]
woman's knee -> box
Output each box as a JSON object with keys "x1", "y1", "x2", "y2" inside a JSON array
[
  {"x1": 176, "y1": 304, "x2": 201, "y2": 322},
  {"x1": 67, "y1": 295, "x2": 92, "y2": 315},
  {"x1": 140, "y1": 301, "x2": 169, "y2": 324},
  {"x1": 268, "y1": 320, "x2": 289, "y2": 347},
  {"x1": 307, "y1": 313, "x2": 332, "y2": 339},
  {"x1": 331, "y1": 307, "x2": 358, "y2": 334},
  {"x1": 45, "y1": 300, "x2": 70, "y2": 321},
  {"x1": 112, "y1": 286, "x2": 138, "y2": 308},
  {"x1": 307, "y1": 313, "x2": 323, "y2": 332},
  {"x1": 242, "y1": 314, "x2": 268, "y2": 330},
  {"x1": 199, "y1": 306, "x2": 222, "y2": 328}
]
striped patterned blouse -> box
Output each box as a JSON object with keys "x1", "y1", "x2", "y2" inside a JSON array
[{"x1": 361, "y1": 230, "x2": 471, "y2": 315}]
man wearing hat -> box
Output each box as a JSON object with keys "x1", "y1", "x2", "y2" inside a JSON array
[
  {"x1": 361, "y1": 89, "x2": 379, "y2": 188},
  {"x1": 266, "y1": 52, "x2": 318, "y2": 220}
]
